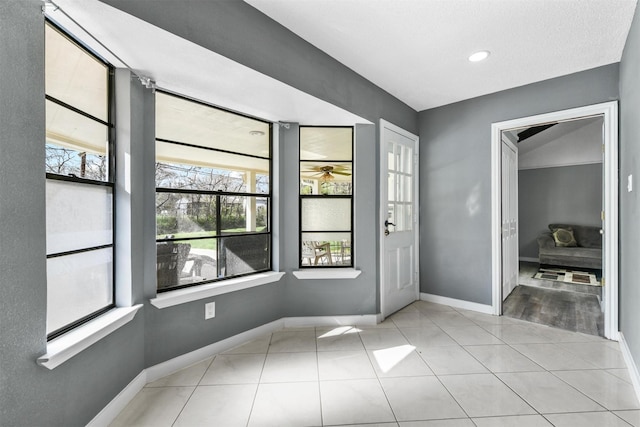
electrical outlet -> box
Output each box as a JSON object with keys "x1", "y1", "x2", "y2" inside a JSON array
[{"x1": 205, "y1": 302, "x2": 215, "y2": 319}]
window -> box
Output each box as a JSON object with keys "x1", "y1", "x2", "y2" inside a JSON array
[
  {"x1": 45, "y1": 22, "x2": 114, "y2": 339},
  {"x1": 299, "y1": 126, "x2": 353, "y2": 267},
  {"x1": 155, "y1": 92, "x2": 272, "y2": 291}
]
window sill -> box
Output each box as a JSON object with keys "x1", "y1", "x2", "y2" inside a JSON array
[
  {"x1": 37, "y1": 304, "x2": 143, "y2": 370},
  {"x1": 150, "y1": 271, "x2": 286, "y2": 309},
  {"x1": 293, "y1": 268, "x2": 362, "y2": 280}
]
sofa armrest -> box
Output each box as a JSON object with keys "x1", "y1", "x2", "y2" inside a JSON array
[{"x1": 537, "y1": 233, "x2": 555, "y2": 249}]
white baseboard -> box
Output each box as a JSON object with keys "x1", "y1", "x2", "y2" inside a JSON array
[
  {"x1": 420, "y1": 293, "x2": 494, "y2": 315},
  {"x1": 146, "y1": 319, "x2": 284, "y2": 383},
  {"x1": 87, "y1": 370, "x2": 147, "y2": 427},
  {"x1": 519, "y1": 256, "x2": 539, "y2": 263},
  {"x1": 618, "y1": 332, "x2": 640, "y2": 405},
  {"x1": 284, "y1": 315, "x2": 378, "y2": 328}
]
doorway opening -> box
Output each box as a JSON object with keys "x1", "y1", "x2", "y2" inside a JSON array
[
  {"x1": 491, "y1": 102, "x2": 619, "y2": 340},
  {"x1": 504, "y1": 117, "x2": 604, "y2": 336}
]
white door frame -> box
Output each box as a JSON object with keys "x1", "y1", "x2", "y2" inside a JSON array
[
  {"x1": 379, "y1": 119, "x2": 420, "y2": 318},
  {"x1": 490, "y1": 101, "x2": 619, "y2": 340}
]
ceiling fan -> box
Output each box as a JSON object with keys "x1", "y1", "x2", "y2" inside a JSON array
[{"x1": 302, "y1": 165, "x2": 351, "y2": 182}]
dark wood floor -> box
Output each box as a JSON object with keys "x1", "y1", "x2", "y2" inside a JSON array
[
  {"x1": 503, "y1": 264, "x2": 604, "y2": 337},
  {"x1": 503, "y1": 285, "x2": 603, "y2": 336}
]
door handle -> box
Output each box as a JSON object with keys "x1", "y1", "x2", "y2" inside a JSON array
[{"x1": 384, "y1": 220, "x2": 395, "y2": 236}]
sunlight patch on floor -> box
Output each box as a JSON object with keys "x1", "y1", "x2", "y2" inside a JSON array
[
  {"x1": 372, "y1": 344, "x2": 416, "y2": 373},
  {"x1": 317, "y1": 326, "x2": 361, "y2": 339}
]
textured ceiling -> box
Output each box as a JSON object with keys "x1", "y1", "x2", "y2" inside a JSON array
[{"x1": 245, "y1": 0, "x2": 637, "y2": 111}]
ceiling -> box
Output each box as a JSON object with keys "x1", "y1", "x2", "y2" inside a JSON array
[
  {"x1": 245, "y1": 0, "x2": 638, "y2": 111},
  {"x1": 46, "y1": 0, "x2": 638, "y2": 120},
  {"x1": 505, "y1": 117, "x2": 602, "y2": 155}
]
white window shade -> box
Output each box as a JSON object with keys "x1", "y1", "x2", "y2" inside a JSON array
[
  {"x1": 46, "y1": 100, "x2": 109, "y2": 154},
  {"x1": 45, "y1": 24, "x2": 108, "y2": 121},
  {"x1": 46, "y1": 248, "x2": 113, "y2": 334},
  {"x1": 301, "y1": 198, "x2": 351, "y2": 231},
  {"x1": 46, "y1": 180, "x2": 113, "y2": 255}
]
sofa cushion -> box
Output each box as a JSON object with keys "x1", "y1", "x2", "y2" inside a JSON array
[
  {"x1": 538, "y1": 246, "x2": 602, "y2": 269},
  {"x1": 551, "y1": 227, "x2": 577, "y2": 247},
  {"x1": 548, "y1": 223, "x2": 602, "y2": 249}
]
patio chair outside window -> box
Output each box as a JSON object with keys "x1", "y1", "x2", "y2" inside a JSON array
[{"x1": 302, "y1": 241, "x2": 332, "y2": 265}]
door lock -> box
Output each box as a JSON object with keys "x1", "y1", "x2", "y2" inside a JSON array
[{"x1": 384, "y1": 220, "x2": 395, "y2": 236}]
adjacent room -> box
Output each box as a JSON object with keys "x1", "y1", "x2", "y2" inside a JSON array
[
  {"x1": 3, "y1": 1, "x2": 640, "y2": 426},
  {"x1": 502, "y1": 117, "x2": 606, "y2": 336}
]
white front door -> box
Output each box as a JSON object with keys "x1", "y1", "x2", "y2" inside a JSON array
[
  {"x1": 501, "y1": 137, "x2": 519, "y2": 301},
  {"x1": 380, "y1": 120, "x2": 419, "y2": 317}
]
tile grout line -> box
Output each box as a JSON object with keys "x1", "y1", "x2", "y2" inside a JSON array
[
  {"x1": 244, "y1": 332, "x2": 272, "y2": 427},
  {"x1": 360, "y1": 320, "x2": 402, "y2": 425},
  {"x1": 313, "y1": 326, "x2": 325, "y2": 427},
  {"x1": 392, "y1": 311, "x2": 475, "y2": 423},
  {"x1": 166, "y1": 355, "x2": 217, "y2": 427}
]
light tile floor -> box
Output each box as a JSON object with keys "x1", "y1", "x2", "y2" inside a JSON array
[{"x1": 110, "y1": 301, "x2": 640, "y2": 427}]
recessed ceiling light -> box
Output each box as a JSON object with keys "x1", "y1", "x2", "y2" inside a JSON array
[
  {"x1": 249, "y1": 130, "x2": 265, "y2": 136},
  {"x1": 468, "y1": 50, "x2": 490, "y2": 62}
]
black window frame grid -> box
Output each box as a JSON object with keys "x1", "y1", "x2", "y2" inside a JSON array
[
  {"x1": 299, "y1": 126, "x2": 354, "y2": 269},
  {"x1": 45, "y1": 20, "x2": 116, "y2": 341},
  {"x1": 155, "y1": 90, "x2": 273, "y2": 292}
]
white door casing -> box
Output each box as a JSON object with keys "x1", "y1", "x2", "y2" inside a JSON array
[
  {"x1": 380, "y1": 119, "x2": 420, "y2": 318},
  {"x1": 491, "y1": 101, "x2": 619, "y2": 340},
  {"x1": 501, "y1": 137, "x2": 518, "y2": 301}
]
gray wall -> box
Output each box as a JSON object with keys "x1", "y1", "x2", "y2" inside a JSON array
[
  {"x1": 518, "y1": 164, "x2": 603, "y2": 259},
  {"x1": 281, "y1": 124, "x2": 379, "y2": 317},
  {"x1": 619, "y1": 1, "x2": 640, "y2": 381},
  {"x1": 0, "y1": 3, "x2": 146, "y2": 426},
  {"x1": 418, "y1": 64, "x2": 619, "y2": 305},
  {"x1": 1, "y1": 2, "x2": 415, "y2": 425}
]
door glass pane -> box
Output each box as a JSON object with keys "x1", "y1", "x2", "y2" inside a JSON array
[
  {"x1": 46, "y1": 248, "x2": 112, "y2": 334},
  {"x1": 387, "y1": 203, "x2": 395, "y2": 227},
  {"x1": 388, "y1": 172, "x2": 396, "y2": 202},
  {"x1": 397, "y1": 173, "x2": 405, "y2": 202},
  {"x1": 404, "y1": 204, "x2": 413, "y2": 232},
  {"x1": 402, "y1": 146, "x2": 413, "y2": 175},
  {"x1": 387, "y1": 142, "x2": 396, "y2": 171},
  {"x1": 396, "y1": 204, "x2": 405, "y2": 231},
  {"x1": 46, "y1": 180, "x2": 112, "y2": 254},
  {"x1": 403, "y1": 175, "x2": 412, "y2": 202}
]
